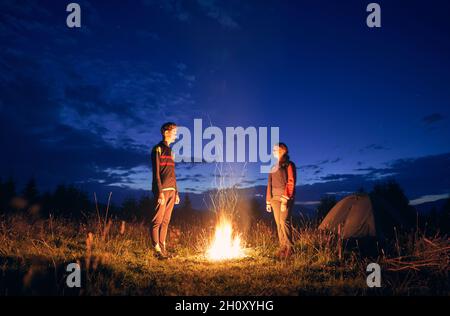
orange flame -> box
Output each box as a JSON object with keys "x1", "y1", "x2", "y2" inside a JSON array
[{"x1": 206, "y1": 218, "x2": 245, "y2": 261}]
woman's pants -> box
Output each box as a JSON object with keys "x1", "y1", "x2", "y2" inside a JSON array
[{"x1": 270, "y1": 197, "x2": 294, "y2": 250}]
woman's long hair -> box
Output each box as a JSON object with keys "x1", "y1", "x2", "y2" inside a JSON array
[{"x1": 276, "y1": 142, "x2": 290, "y2": 168}]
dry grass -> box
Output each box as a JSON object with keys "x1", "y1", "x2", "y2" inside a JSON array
[{"x1": 0, "y1": 213, "x2": 448, "y2": 296}]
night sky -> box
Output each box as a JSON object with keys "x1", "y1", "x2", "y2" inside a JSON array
[{"x1": 1, "y1": 0, "x2": 449, "y2": 206}]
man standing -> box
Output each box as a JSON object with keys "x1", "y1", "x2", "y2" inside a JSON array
[{"x1": 151, "y1": 122, "x2": 180, "y2": 259}]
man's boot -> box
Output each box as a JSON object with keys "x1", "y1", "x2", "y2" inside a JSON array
[
  {"x1": 161, "y1": 243, "x2": 173, "y2": 258},
  {"x1": 154, "y1": 244, "x2": 168, "y2": 260}
]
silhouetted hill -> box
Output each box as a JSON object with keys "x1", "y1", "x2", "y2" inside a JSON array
[{"x1": 412, "y1": 198, "x2": 448, "y2": 214}]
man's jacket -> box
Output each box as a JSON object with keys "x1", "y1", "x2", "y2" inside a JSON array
[{"x1": 151, "y1": 141, "x2": 177, "y2": 195}]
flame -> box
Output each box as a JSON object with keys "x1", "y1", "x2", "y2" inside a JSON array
[{"x1": 206, "y1": 218, "x2": 245, "y2": 261}]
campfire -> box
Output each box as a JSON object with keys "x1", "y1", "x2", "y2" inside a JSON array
[
  {"x1": 206, "y1": 217, "x2": 245, "y2": 261},
  {"x1": 205, "y1": 173, "x2": 248, "y2": 261}
]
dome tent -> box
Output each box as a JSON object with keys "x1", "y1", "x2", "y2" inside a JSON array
[{"x1": 318, "y1": 193, "x2": 410, "y2": 239}]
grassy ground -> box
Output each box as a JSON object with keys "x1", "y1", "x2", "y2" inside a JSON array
[{"x1": 0, "y1": 215, "x2": 448, "y2": 296}]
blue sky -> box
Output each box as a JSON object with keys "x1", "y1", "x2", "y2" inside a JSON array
[{"x1": 1, "y1": 0, "x2": 449, "y2": 204}]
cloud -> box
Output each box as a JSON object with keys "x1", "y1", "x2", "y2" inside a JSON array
[
  {"x1": 243, "y1": 154, "x2": 450, "y2": 205},
  {"x1": 102, "y1": 166, "x2": 151, "y2": 190},
  {"x1": 330, "y1": 158, "x2": 342, "y2": 163},
  {"x1": 298, "y1": 164, "x2": 321, "y2": 171},
  {"x1": 196, "y1": 0, "x2": 240, "y2": 29},
  {"x1": 177, "y1": 174, "x2": 206, "y2": 183},
  {"x1": 422, "y1": 113, "x2": 445, "y2": 125},
  {"x1": 58, "y1": 58, "x2": 197, "y2": 151},
  {"x1": 320, "y1": 174, "x2": 359, "y2": 182},
  {"x1": 324, "y1": 191, "x2": 354, "y2": 196},
  {"x1": 0, "y1": 118, "x2": 149, "y2": 193},
  {"x1": 0, "y1": 20, "x2": 198, "y2": 195},
  {"x1": 177, "y1": 156, "x2": 211, "y2": 170},
  {"x1": 421, "y1": 113, "x2": 446, "y2": 130},
  {"x1": 238, "y1": 179, "x2": 258, "y2": 186},
  {"x1": 184, "y1": 187, "x2": 202, "y2": 193},
  {"x1": 175, "y1": 63, "x2": 196, "y2": 87},
  {"x1": 0, "y1": 0, "x2": 99, "y2": 48},
  {"x1": 359, "y1": 143, "x2": 390, "y2": 153},
  {"x1": 298, "y1": 157, "x2": 341, "y2": 172},
  {"x1": 136, "y1": 30, "x2": 160, "y2": 41},
  {"x1": 142, "y1": 0, "x2": 191, "y2": 22},
  {"x1": 297, "y1": 158, "x2": 342, "y2": 178},
  {"x1": 409, "y1": 194, "x2": 450, "y2": 206},
  {"x1": 297, "y1": 153, "x2": 450, "y2": 202},
  {"x1": 295, "y1": 201, "x2": 320, "y2": 206},
  {"x1": 142, "y1": 0, "x2": 240, "y2": 29}
]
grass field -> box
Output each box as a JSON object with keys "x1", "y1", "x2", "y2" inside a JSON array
[{"x1": 0, "y1": 214, "x2": 448, "y2": 296}]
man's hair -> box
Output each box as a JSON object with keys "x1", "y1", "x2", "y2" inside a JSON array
[{"x1": 161, "y1": 122, "x2": 177, "y2": 136}]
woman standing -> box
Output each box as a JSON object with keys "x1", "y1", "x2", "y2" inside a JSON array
[{"x1": 266, "y1": 143, "x2": 297, "y2": 258}]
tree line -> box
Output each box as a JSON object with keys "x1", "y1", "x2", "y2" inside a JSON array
[
  {"x1": 0, "y1": 177, "x2": 206, "y2": 224},
  {"x1": 1, "y1": 177, "x2": 448, "y2": 233}
]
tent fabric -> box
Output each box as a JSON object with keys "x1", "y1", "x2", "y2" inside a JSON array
[
  {"x1": 318, "y1": 194, "x2": 377, "y2": 239},
  {"x1": 319, "y1": 193, "x2": 412, "y2": 239}
]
